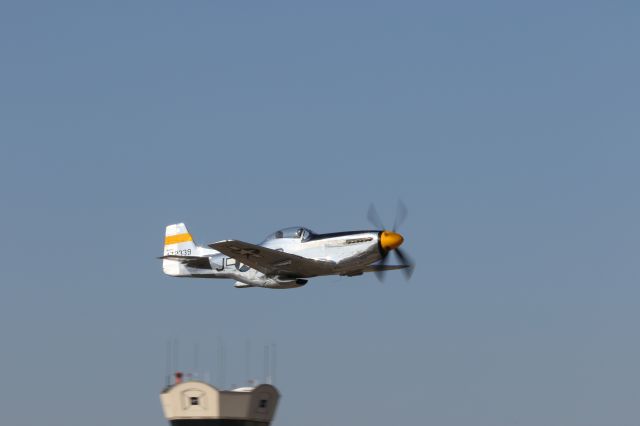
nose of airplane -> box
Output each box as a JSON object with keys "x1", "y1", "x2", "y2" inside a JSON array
[{"x1": 380, "y1": 231, "x2": 404, "y2": 251}]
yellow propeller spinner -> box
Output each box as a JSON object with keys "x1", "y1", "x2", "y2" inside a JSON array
[{"x1": 380, "y1": 231, "x2": 404, "y2": 251}]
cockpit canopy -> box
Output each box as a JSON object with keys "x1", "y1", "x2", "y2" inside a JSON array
[{"x1": 262, "y1": 227, "x2": 314, "y2": 243}]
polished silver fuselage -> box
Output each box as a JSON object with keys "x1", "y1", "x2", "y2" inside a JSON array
[{"x1": 185, "y1": 230, "x2": 383, "y2": 288}]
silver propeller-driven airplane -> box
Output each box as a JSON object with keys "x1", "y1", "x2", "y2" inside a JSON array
[{"x1": 160, "y1": 204, "x2": 414, "y2": 289}]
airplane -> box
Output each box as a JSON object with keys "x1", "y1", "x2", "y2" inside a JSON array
[{"x1": 159, "y1": 204, "x2": 414, "y2": 289}]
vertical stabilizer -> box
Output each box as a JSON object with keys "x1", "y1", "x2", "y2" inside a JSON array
[
  {"x1": 163, "y1": 223, "x2": 196, "y2": 276},
  {"x1": 164, "y1": 223, "x2": 196, "y2": 255}
]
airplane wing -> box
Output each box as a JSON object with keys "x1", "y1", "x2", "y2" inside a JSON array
[
  {"x1": 208, "y1": 240, "x2": 335, "y2": 277},
  {"x1": 158, "y1": 255, "x2": 213, "y2": 270},
  {"x1": 341, "y1": 264, "x2": 411, "y2": 277}
]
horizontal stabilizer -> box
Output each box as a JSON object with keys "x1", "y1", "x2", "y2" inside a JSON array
[{"x1": 158, "y1": 255, "x2": 213, "y2": 270}]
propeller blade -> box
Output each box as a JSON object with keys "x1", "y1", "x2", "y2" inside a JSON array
[
  {"x1": 394, "y1": 248, "x2": 414, "y2": 280},
  {"x1": 392, "y1": 200, "x2": 408, "y2": 232},
  {"x1": 367, "y1": 201, "x2": 414, "y2": 282},
  {"x1": 367, "y1": 204, "x2": 386, "y2": 230},
  {"x1": 374, "y1": 249, "x2": 390, "y2": 282},
  {"x1": 402, "y1": 265, "x2": 415, "y2": 281}
]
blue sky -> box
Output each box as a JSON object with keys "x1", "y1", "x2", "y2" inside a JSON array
[{"x1": 1, "y1": 1, "x2": 639, "y2": 425}]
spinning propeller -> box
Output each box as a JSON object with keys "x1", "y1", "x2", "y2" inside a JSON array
[{"x1": 367, "y1": 201, "x2": 415, "y2": 281}]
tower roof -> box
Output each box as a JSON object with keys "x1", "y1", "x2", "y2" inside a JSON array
[{"x1": 160, "y1": 380, "x2": 280, "y2": 424}]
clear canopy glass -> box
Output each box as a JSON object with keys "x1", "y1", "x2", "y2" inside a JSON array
[{"x1": 261, "y1": 227, "x2": 314, "y2": 243}]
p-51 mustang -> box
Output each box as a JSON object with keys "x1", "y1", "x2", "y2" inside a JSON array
[{"x1": 160, "y1": 204, "x2": 414, "y2": 289}]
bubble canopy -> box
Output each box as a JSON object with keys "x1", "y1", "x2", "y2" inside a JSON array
[{"x1": 262, "y1": 226, "x2": 314, "y2": 243}]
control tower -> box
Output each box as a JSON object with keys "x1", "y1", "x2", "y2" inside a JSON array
[{"x1": 160, "y1": 373, "x2": 280, "y2": 426}]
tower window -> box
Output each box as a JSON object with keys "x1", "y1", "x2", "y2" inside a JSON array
[
  {"x1": 259, "y1": 399, "x2": 268, "y2": 408},
  {"x1": 190, "y1": 397, "x2": 199, "y2": 406}
]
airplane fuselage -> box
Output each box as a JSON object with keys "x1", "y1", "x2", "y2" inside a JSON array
[
  {"x1": 172, "y1": 231, "x2": 381, "y2": 288},
  {"x1": 161, "y1": 224, "x2": 407, "y2": 289}
]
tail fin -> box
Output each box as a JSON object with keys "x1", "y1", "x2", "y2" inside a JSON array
[
  {"x1": 164, "y1": 223, "x2": 196, "y2": 255},
  {"x1": 163, "y1": 223, "x2": 196, "y2": 276}
]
